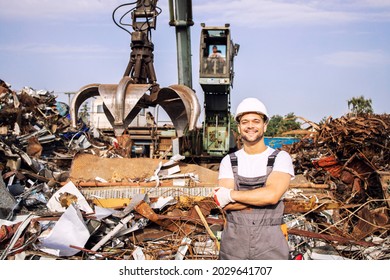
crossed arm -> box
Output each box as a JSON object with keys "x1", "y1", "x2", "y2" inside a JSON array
[{"x1": 218, "y1": 171, "x2": 291, "y2": 211}]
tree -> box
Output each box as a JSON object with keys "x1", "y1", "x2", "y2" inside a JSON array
[
  {"x1": 79, "y1": 102, "x2": 90, "y2": 124},
  {"x1": 266, "y1": 115, "x2": 283, "y2": 137},
  {"x1": 265, "y1": 113, "x2": 301, "y2": 137},
  {"x1": 229, "y1": 113, "x2": 238, "y2": 134},
  {"x1": 347, "y1": 95, "x2": 373, "y2": 115}
]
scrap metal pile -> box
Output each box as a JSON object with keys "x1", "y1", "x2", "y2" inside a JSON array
[
  {"x1": 283, "y1": 114, "x2": 390, "y2": 259},
  {"x1": 1, "y1": 80, "x2": 389, "y2": 260},
  {"x1": 0, "y1": 81, "x2": 221, "y2": 260}
]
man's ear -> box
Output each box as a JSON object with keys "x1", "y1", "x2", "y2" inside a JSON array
[
  {"x1": 237, "y1": 124, "x2": 241, "y2": 134},
  {"x1": 264, "y1": 123, "x2": 268, "y2": 133}
]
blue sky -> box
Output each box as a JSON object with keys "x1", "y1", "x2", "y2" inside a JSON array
[{"x1": 1, "y1": 0, "x2": 389, "y2": 124}]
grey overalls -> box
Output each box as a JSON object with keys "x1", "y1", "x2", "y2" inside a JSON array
[{"x1": 219, "y1": 150, "x2": 289, "y2": 260}]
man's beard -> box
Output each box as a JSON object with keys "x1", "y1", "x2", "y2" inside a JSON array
[{"x1": 241, "y1": 130, "x2": 264, "y2": 144}]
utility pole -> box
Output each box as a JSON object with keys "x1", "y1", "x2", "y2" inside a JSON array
[{"x1": 64, "y1": 92, "x2": 76, "y2": 106}]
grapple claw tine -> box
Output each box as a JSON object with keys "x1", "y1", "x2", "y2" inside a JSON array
[
  {"x1": 70, "y1": 84, "x2": 100, "y2": 128},
  {"x1": 70, "y1": 82, "x2": 200, "y2": 138},
  {"x1": 89, "y1": 78, "x2": 152, "y2": 136},
  {"x1": 155, "y1": 84, "x2": 200, "y2": 137}
]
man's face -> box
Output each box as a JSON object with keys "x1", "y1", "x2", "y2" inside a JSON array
[
  {"x1": 238, "y1": 113, "x2": 267, "y2": 144},
  {"x1": 213, "y1": 47, "x2": 217, "y2": 53}
]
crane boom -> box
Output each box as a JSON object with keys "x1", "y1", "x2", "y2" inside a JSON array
[{"x1": 168, "y1": 0, "x2": 194, "y2": 88}]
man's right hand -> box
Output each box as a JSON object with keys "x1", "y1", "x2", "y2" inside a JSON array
[{"x1": 213, "y1": 187, "x2": 235, "y2": 208}]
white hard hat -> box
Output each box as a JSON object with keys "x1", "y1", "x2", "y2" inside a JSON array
[{"x1": 235, "y1": 97, "x2": 269, "y2": 122}]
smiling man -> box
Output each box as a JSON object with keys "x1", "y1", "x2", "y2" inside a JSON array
[{"x1": 214, "y1": 97, "x2": 295, "y2": 260}]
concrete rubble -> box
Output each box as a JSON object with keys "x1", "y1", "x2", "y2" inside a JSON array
[{"x1": 1, "y1": 80, "x2": 389, "y2": 260}]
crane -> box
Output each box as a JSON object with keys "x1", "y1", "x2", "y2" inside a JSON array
[
  {"x1": 169, "y1": 0, "x2": 239, "y2": 160},
  {"x1": 69, "y1": 0, "x2": 239, "y2": 161},
  {"x1": 70, "y1": 0, "x2": 200, "y2": 138}
]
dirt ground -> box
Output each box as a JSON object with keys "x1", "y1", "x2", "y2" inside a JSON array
[{"x1": 69, "y1": 153, "x2": 219, "y2": 185}]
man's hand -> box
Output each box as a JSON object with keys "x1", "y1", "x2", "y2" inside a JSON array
[{"x1": 213, "y1": 187, "x2": 235, "y2": 208}]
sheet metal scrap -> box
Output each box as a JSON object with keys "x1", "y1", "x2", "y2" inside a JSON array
[
  {"x1": 0, "y1": 80, "x2": 220, "y2": 259},
  {"x1": 0, "y1": 193, "x2": 222, "y2": 260},
  {"x1": 0, "y1": 82, "x2": 121, "y2": 217}
]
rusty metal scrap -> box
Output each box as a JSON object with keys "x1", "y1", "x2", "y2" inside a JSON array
[
  {"x1": 288, "y1": 228, "x2": 376, "y2": 247},
  {"x1": 283, "y1": 113, "x2": 390, "y2": 259},
  {"x1": 289, "y1": 114, "x2": 389, "y2": 170},
  {"x1": 134, "y1": 200, "x2": 196, "y2": 236},
  {"x1": 351, "y1": 206, "x2": 389, "y2": 240},
  {"x1": 285, "y1": 114, "x2": 390, "y2": 204}
]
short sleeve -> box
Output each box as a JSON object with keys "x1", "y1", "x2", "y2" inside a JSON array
[
  {"x1": 273, "y1": 150, "x2": 295, "y2": 179},
  {"x1": 218, "y1": 154, "x2": 234, "y2": 179}
]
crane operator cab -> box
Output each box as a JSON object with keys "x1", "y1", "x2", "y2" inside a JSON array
[
  {"x1": 199, "y1": 24, "x2": 239, "y2": 94},
  {"x1": 198, "y1": 24, "x2": 240, "y2": 157}
]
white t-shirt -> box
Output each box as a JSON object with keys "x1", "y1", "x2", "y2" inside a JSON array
[
  {"x1": 218, "y1": 147, "x2": 295, "y2": 180},
  {"x1": 209, "y1": 52, "x2": 223, "y2": 58}
]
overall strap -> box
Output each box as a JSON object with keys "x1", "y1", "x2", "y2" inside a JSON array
[
  {"x1": 229, "y1": 153, "x2": 238, "y2": 179},
  {"x1": 266, "y1": 150, "x2": 280, "y2": 175}
]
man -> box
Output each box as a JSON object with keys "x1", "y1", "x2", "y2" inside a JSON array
[
  {"x1": 209, "y1": 45, "x2": 224, "y2": 59},
  {"x1": 207, "y1": 45, "x2": 225, "y2": 74},
  {"x1": 213, "y1": 97, "x2": 295, "y2": 260}
]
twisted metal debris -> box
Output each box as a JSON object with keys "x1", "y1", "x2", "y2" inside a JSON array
[{"x1": 283, "y1": 113, "x2": 390, "y2": 259}]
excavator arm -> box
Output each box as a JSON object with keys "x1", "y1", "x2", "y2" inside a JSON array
[{"x1": 70, "y1": 0, "x2": 200, "y2": 137}]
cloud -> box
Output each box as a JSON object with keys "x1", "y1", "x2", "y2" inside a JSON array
[
  {"x1": 318, "y1": 50, "x2": 390, "y2": 67},
  {"x1": 0, "y1": 0, "x2": 122, "y2": 20},
  {"x1": 192, "y1": 0, "x2": 390, "y2": 27},
  {"x1": 358, "y1": 0, "x2": 390, "y2": 8},
  {"x1": 0, "y1": 43, "x2": 106, "y2": 53},
  {"x1": 0, "y1": 42, "x2": 127, "y2": 60},
  {"x1": 2, "y1": 0, "x2": 390, "y2": 26}
]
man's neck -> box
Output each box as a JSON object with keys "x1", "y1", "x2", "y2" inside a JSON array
[{"x1": 243, "y1": 141, "x2": 267, "y2": 155}]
